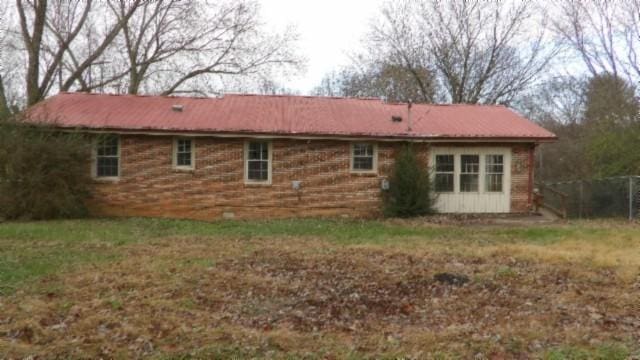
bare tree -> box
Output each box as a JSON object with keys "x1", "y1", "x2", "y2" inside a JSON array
[
  {"x1": 0, "y1": 2, "x2": 24, "y2": 117},
  {"x1": 8, "y1": 0, "x2": 300, "y2": 107},
  {"x1": 156, "y1": 1, "x2": 299, "y2": 96},
  {"x1": 15, "y1": 0, "x2": 140, "y2": 105},
  {"x1": 554, "y1": 0, "x2": 640, "y2": 82},
  {"x1": 368, "y1": 0, "x2": 559, "y2": 104},
  {"x1": 110, "y1": 0, "x2": 211, "y2": 94},
  {"x1": 0, "y1": 3, "x2": 11, "y2": 118},
  {"x1": 313, "y1": 60, "x2": 437, "y2": 103},
  {"x1": 516, "y1": 76, "x2": 590, "y2": 181},
  {"x1": 554, "y1": 0, "x2": 622, "y2": 78},
  {"x1": 105, "y1": 0, "x2": 300, "y2": 96},
  {"x1": 363, "y1": 1, "x2": 436, "y2": 103}
]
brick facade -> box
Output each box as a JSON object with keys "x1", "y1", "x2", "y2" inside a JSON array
[{"x1": 87, "y1": 135, "x2": 534, "y2": 220}]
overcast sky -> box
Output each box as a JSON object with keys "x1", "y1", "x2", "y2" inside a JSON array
[{"x1": 260, "y1": 0, "x2": 385, "y2": 94}]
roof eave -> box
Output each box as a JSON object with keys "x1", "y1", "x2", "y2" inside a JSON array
[{"x1": 51, "y1": 124, "x2": 558, "y2": 143}]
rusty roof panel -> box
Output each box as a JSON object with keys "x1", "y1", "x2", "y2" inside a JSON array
[{"x1": 26, "y1": 92, "x2": 557, "y2": 140}]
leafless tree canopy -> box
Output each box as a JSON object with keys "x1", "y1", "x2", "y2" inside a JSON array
[
  {"x1": 366, "y1": 0, "x2": 560, "y2": 105},
  {"x1": 553, "y1": 0, "x2": 640, "y2": 82},
  {"x1": 312, "y1": 60, "x2": 437, "y2": 103},
  {"x1": 1, "y1": 0, "x2": 301, "y2": 108}
]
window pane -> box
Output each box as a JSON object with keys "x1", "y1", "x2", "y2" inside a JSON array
[
  {"x1": 177, "y1": 152, "x2": 191, "y2": 166},
  {"x1": 97, "y1": 157, "x2": 118, "y2": 177},
  {"x1": 176, "y1": 139, "x2": 192, "y2": 167},
  {"x1": 248, "y1": 141, "x2": 268, "y2": 160},
  {"x1": 352, "y1": 143, "x2": 374, "y2": 171},
  {"x1": 246, "y1": 142, "x2": 270, "y2": 181},
  {"x1": 485, "y1": 155, "x2": 503, "y2": 192},
  {"x1": 460, "y1": 174, "x2": 479, "y2": 192},
  {"x1": 178, "y1": 139, "x2": 191, "y2": 153},
  {"x1": 96, "y1": 136, "x2": 119, "y2": 177},
  {"x1": 435, "y1": 155, "x2": 454, "y2": 172},
  {"x1": 97, "y1": 137, "x2": 118, "y2": 156},
  {"x1": 486, "y1": 155, "x2": 503, "y2": 174},
  {"x1": 486, "y1": 174, "x2": 503, "y2": 192},
  {"x1": 353, "y1": 156, "x2": 373, "y2": 170},
  {"x1": 435, "y1": 173, "x2": 454, "y2": 192},
  {"x1": 460, "y1": 155, "x2": 479, "y2": 192},
  {"x1": 461, "y1": 155, "x2": 479, "y2": 174},
  {"x1": 248, "y1": 160, "x2": 268, "y2": 180},
  {"x1": 353, "y1": 143, "x2": 373, "y2": 156}
]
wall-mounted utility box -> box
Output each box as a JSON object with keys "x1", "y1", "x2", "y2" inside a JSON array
[{"x1": 381, "y1": 179, "x2": 390, "y2": 190}]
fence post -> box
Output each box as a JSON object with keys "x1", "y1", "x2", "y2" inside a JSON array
[
  {"x1": 579, "y1": 181, "x2": 584, "y2": 219},
  {"x1": 629, "y1": 176, "x2": 634, "y2": 221}
]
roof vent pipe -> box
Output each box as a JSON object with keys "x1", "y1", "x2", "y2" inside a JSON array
[
  {"x1": 407, "y1": 100, "x2": 413, "y2": 132},
  {"x1": 172, "y1": 104, "x2": 184, "y2": 112}
]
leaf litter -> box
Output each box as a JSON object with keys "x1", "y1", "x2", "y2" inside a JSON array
[{"x1": 0, "y1": 236, "x2": 638, "y2": 358}]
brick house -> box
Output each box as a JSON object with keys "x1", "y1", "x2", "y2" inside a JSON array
[{"x1": 27, "y1": 92, "x2": 556, "y2": 220}]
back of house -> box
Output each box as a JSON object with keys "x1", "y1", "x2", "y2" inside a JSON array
[{"x1": 25, "y1": 92, "x2": 556, "y2": 220}]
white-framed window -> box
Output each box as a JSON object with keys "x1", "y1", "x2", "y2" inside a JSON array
[
  {"x1": 485, "y1": 154, "x2": 504, "y2": 192},
  {"x1": 430, "y1": 148, "x2": 511, "y2": 195},
  {"x1": 173, "y1": 138, "x2": 195, "y2": 170},
  {"x1": 351, "y1": 142, "x2": 377, "y2": 173},
  {"x1": 94, "y1": 135, "x2": 120, "y2": 179},
  {"x1": 245, "y1": 140, "x2": 272, "y2": 184},
  {"x1": 430, "y1": 147, "x2": 512, "y2": 213},
  {"x1": 434, "y1": 154, "x2": 454, "y2": 192},
  {"x1": 460, "y1": 154, "x2": 480, "y2": 192}
]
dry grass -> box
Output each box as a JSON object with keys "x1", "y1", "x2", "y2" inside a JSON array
[{"x1": 0, "y1": 219, "x2": 639, "y2": 358}]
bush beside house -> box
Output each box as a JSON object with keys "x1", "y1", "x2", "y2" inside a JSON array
[
  {"x1": 383, "y1": 144, "x2": 436, "y2": 218},
  {"x1": 0, "y1": 118, "x2": 92, "y2": 220}
]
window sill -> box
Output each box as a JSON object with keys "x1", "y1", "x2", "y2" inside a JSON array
[
  {"x1": 172, "y1": 167, "x2": 195, "y2": 173},
  {"x1": 350, "y1": 170, "x2": 378, "y2": 176},
  {"x1": 244, "y1": 180, "x2": 272, "y2": 186},
  {"x1": 93, "y1": 177, "x2": 120, "y2": 183}
]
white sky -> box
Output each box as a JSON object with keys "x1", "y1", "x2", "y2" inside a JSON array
[{"x1": 259, "y1": 0, "x2": 385, "y2": 94}]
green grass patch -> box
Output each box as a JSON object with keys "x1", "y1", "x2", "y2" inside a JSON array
[
  {"x1": 2, "y1": 217, "x2": 640, "y2": 294},
  {"x1": 545, "y1": 343, "x2": 630, "y2": 360}
]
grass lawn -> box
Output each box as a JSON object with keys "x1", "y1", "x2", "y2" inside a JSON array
[{"x1": 0, "y1": 218, "x2": 639, "y2": 358}]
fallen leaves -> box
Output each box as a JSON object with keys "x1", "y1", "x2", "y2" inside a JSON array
[{"x1": 0, "y1": 236, "x2": 638, "y2": 358}]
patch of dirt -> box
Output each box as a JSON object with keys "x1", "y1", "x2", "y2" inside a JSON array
[
  {"x1": 385, "y1": 213, "x2": 558, "y2": 227},
  {"x1": 0, "y1": 238, "x2": 638, "y2": 358}
]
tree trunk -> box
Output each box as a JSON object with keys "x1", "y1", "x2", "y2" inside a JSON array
[
  {"x1": 0, "y1": 74, "x2": 11, "y2": 120},
  {"x1": 18, "y1": 0, "x2": 48, "y2": 106}
]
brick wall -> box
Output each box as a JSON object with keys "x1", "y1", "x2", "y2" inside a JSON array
[
  {"x1": 87, "y1": 135, "x2": 533, "y2": 220},
  {"x1": 510, "y1": 144, "x2": 534, "y2": 213}
]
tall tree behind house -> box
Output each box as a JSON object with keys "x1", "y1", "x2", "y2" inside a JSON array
[{"x1": 1, "y1": 0, "x2": 302, "y2": 111}]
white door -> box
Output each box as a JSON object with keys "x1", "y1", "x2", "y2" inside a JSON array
[{"x1": 431, "y1": 147, "x2": 511, "y2": 213}]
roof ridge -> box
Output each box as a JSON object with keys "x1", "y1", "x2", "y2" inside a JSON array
[
  {"x1": 411, "y1": 103, "x2": 507, "y2": 108},
  {"x1": 59, "y1": 91, "x2": 215, "y2": 100},
  {"x1": 224, "y1": 93, "x2": 384, "y2": 101},
  {"x1": 57, "y1": 92, "x2": 507, "y2": 107}
]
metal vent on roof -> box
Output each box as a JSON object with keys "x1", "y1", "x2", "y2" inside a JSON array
[
  {"x1": 392, "y1": 115, "x2": 402, "y2": 122},
  {"x1": 172, "y1": 104, "x2": 184, "y2": 112}
]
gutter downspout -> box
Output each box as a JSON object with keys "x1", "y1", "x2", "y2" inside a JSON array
[{"x1": 528, "y1": 144, "x2": 535, "y2": 210}]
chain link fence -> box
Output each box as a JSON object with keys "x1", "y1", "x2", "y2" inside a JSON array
[{"x1": 538, "y1": 176, "x2": 640, "y2": 220}]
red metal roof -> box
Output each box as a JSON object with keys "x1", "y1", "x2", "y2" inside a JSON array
[{"x1": 25, "y1": 92, "x2": 556, "y2": 141}]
